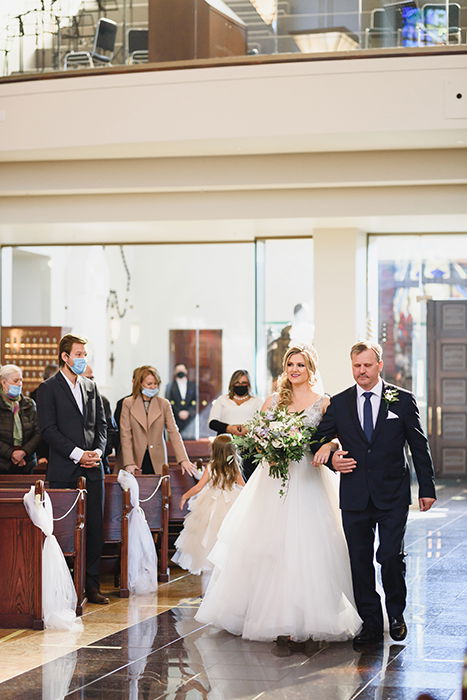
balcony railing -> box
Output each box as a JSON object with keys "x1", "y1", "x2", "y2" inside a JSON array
[{"x1": 0, "y1": 0, "x2": 465, "y2": 79}]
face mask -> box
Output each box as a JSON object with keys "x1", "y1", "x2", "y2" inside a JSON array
[
  {"x1": 176, "y1": 372, "x2": 187, "y2": 379},
  {"x1": 7, "y1": 384, "x2": 22, "y2": 399},
  {"x1": 233, "y1": 385, "x2": 249, "y2": 397},
  {"x1": 142, "y1": 387, "x2": 159, "y2": 399},
  {"x1": 67, "y1": 356, "x2": 87, "y2": 375}
]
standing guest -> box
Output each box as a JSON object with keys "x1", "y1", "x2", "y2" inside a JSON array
[
  {"x1": 165, "y1": 363, "x2": 197, "y2": 440},
  {"x1": 120, "y1": 365, "x2": 198, "y2": 477},
  {"x1": 83, "y1": 365, "x2": 117, "y2": 474},
  {"x1": 37, "y1": 333, "x2": 108, "y2": 605},
  {"x1": 315, "y1": 341, "x2": 436, "y2": 648},
  {"x1": 30, "y1": 363, "x2": 59, "y2": 467},
  {"x1": 113, "y1": 369, "x2": 136, "y2": 460},
  {"x1": 0, "y1": 364, "x2": 40, "y2": 474},
  {"x1": 30, "y1": 363, "x2": 59, "y2": 403},
  {"x1": 208, "y1": 369, "x2": 262, "y2": 480},
  {"x1": 173, "y1": 434, "x2": 244, "y2": 576}
]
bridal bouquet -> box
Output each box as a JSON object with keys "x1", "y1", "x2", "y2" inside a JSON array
[{"x1": 234, "y1": 407, "x2": 320, "y2": 496}]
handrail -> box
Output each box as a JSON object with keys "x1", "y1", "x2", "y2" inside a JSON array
[{"x1": 1, "y1": 44, "x2": 465, "y2": 85}]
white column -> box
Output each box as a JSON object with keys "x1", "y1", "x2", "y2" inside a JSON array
[
  {"x1": 1, "y1": 246, "x2": 12, "y2": 326},
  {"x1": 313, "y1": 228, "x2": 368, "y2": 395}
]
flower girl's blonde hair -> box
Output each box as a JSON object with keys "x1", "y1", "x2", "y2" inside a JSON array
[
  {"x1": 210, "y1": 434, "x2": 243, "y2": 490},
  {"x1": 277, "y1": 346, "x2": 317, "y2": 407}
]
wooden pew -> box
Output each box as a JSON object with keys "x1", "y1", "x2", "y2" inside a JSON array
[
  {"x1": 0, "y1": 481, "x2": 44, "y2": 629},
  {"x1": 135, "y1": 465, "x2": 170, "y2": 582},
  {"x1": 103, "y1": 474, "x2": 131, "y2": 597},
  {"x1": 168, "y1": 462, "x2": 198, "y2": 522},
  {"x1": 0, "y1": 474, "x2": 87, "y2": 615}
]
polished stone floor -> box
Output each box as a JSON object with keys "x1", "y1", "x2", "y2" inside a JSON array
[{"x1": 0, "y1": 480, "x2": 465, "y2": 699}]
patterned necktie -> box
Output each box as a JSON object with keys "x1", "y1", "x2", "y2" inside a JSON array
[{"x1": 363, "y1": 391, "x2": 374, "y2": 442}]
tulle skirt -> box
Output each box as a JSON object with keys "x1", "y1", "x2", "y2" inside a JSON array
[
  {"x1": 195, "y1": 455, "x2": 362, "y2": 642},
  {"x1": 173, "y1": 484, "x2": 242, "y2": 575}
]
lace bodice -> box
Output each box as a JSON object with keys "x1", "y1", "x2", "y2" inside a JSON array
[{"x1": 270, "y1": 392, "x2": 325, "y2": 428}]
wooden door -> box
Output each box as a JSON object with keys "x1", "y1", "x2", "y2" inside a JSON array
[
  {"x1": 427, "y1": 300, "x2": 467, "y2": 477},
  {"x1": 169, "y1": 329, "x2": 222, "y2": 438}
]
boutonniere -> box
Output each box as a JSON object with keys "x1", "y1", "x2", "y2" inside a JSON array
[{"x1": 383, "y1": 388, "x2": 399, "y2": 406}]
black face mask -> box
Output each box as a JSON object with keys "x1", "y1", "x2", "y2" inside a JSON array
[
  {"x1": 176, "y1": 371, "x2": 187, "y2": 379},
  {"x1": 233, "y1": 385, "x2": 249, "y2": 397}
]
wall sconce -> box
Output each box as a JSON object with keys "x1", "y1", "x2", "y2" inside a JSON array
[
  {"x1": 130, "y1": 324, "x2": 140, "y2": 346},
  {"x1": 110, "y1": 318, "x2": 120, "y2": 342}
]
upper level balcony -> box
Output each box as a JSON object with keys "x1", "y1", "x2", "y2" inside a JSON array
[{"x1": 1, "y1": 0, "x2": 466, "y2": 81}]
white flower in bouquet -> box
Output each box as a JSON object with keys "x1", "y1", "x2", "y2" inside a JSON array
[{"x1": 234, "y1": 406, "x2": 322, "y2": 496}]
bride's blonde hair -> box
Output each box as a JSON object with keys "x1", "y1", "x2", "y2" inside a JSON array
[{"x1": 277, "y1": 345, "x2": 317, "y2": 408}]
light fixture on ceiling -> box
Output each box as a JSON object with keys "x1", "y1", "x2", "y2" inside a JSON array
[
  {"x1": 248, "y1": 0, "x2": 277, "y2": 25},
  {"x1": 291, "y1": 27, "x2": 360, "y2": 53}
]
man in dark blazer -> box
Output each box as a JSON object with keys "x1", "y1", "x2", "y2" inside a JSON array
[
  {"x1": 315, "y1": 341, "x2": 436, "y2": 648},
  {"x1": 165, "y1": 363, "x2": 197, "y2": 439},
  {"x1": 37, "y1": 333, "x2": 108, "y2": 604}
]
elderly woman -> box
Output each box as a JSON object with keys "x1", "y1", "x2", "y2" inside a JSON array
[
  {"x1": 0, "y1": 364, "x2": 40, "y2": 474},
  {"x1": 120, "y1": 365, "x2": 197, "y2": 476},
  {"x1": 208, "y1": 369, "x2": 263, "y2": 480}
]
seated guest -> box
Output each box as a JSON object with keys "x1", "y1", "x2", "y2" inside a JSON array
[
  {"x1": 29, "y1": 363, "x2": 58, "y2": 467},
  {"x1": 208, "y1": 369, "x2": 263, "y2": 480},
  {"x1": 165, "y1": 363, "x2": 197, "y2": 440},
  {"x1": 83, "y1": 365, "x2": 117, "y2": 474},
  {"x1": 0, "y1": 364, "x2": 40, "y2": 474},
  {"x1": 120, "y1": 365, "x2": 198, "y2": 477}
]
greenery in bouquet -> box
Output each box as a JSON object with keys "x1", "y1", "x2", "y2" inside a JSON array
[{"x1": 234, "y1": 407, "x2": 320, "y2": 496}]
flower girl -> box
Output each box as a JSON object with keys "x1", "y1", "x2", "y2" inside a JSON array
[{"x1": 172, "y1": 434, "x2": 245, "y2": 575}]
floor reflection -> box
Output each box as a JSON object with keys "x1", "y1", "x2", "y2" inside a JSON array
[{"x1": 0, "y1": 481, "x2": 464, "y2": 700}]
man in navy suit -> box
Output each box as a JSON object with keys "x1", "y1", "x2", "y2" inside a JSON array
[
  {"x1": 37, "y1": 333, "x2": 108, "y2": 604},
  {"x1": 315, "y1": 341, "x2": 436, "y2": 648}
]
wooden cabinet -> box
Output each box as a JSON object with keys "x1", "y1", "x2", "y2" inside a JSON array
[{"x1": 148, "y1": 0, "x2": 247, "y2": 62}]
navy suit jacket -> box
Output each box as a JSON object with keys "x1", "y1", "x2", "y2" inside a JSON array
[
  {"x1": 315, "y1": 382, "x2": 436, "y2": 511},
  {"x1": 37, "y1": 371, "x2": 107, "y2": 483}
]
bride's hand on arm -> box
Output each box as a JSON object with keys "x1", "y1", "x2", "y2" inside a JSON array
[{"x1": 312, "y1": 441, "x2": 337, "y2": 467}]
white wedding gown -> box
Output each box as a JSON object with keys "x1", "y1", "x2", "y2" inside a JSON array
[{"x1": 195, "y1": 396, "x2": 362, "y2": 642}]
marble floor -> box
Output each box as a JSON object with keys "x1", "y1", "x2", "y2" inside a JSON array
[{"x1": 0, "y1": 480, "x2": 466, "y2": 699}]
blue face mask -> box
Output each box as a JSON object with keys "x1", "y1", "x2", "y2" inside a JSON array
[
  {"x1": 142, "y1": 387, "x2": 159, "y2": 399},
  {"x1": 68, "y1": 357, "x2": 87, "y2": 375},
  {"x1": 7, "y1": 384, "x2": 22, "y2": 399}
]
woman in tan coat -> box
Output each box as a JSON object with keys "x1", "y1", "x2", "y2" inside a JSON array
[{"x1": 120, "y1": 365, "x2": 197, "y2": 476}]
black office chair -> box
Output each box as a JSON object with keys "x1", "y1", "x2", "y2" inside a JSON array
[
  {"x1": 64, "y1": 17, "x2": 118, "y2": 69},
  {"x1": 420, "y1": 3, "x2": 461, "y2": 44},
  {"x1": 127, "y1": 28, "x2": 148, "y2": 64}
]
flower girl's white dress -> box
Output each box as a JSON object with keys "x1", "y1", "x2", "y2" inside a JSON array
[
  {"x1": 195, "y1": 395, "x2": 362, "y2": 642},
  {"x1": 172, "y1": 468, "x2": 243, "y2": 575}
]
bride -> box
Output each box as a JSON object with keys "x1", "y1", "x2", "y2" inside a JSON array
[{"x1": 195, "y1": 346, "x2": 362, "y2": 642}]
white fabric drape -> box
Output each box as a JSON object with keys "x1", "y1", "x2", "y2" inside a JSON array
[
  {"x1": 23, "y1": 486, "x2": 82, "y2": 631},
  {"x1": 118, "y1": 470, "x2": 158, "y2": 595}
]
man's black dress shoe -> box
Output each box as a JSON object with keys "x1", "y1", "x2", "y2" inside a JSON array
[
  {"x1": 87, "y1": 589, "x2": 110, "y2": 605},
  {"x1": 352, "y1": 626, "x2": 383, "y2": 649},
  {"x1": 389, "y1": 616, "x2": 407, "y2": 641}
]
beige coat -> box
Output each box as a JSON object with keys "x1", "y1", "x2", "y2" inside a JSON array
[{"x1": 120, "y1": 395, "x2": 188, "y2": 474}]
